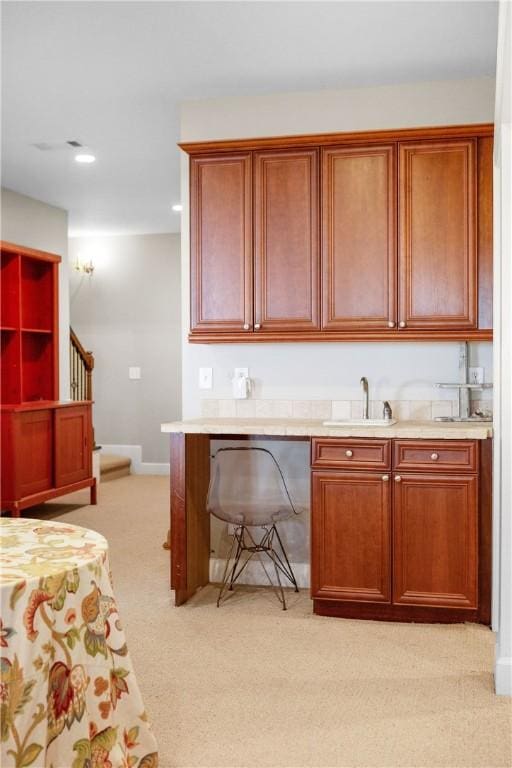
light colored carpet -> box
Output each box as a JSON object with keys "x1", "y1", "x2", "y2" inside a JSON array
[{"x1": 27, "y1": 476, "x2": 512, "y2": 768}]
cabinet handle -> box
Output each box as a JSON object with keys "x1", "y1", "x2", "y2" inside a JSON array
[
  {"x1": 388, "y1": 321, "x2": 395, "y2": 328},
  {"x1": 254, "y1": 323, "x2": 261, "y2": 330},
  {"x1": 394, "y1": 475, "x2": 402, "y2": 482},
  {"x1": 345, "y1": 450, "x2": 353, "y2": 457},
  {"x1": 431, "y1": 452, "x2": 439, "y2": 460},
  {"x1": 243, "y1": 323, "x2": 250, "y2": 331},
  {"x1": 382, "y1": 474, "x2": 389, "y2": 482},
  {"x1": 399, "y1": 321, "x2": 406, "y2": 328}
]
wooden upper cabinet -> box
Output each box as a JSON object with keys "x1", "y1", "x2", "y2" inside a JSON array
[
  {"x1": 190, "y1": 153, "x2": 252, "y2": 333},
  {"x1": 399, "y1": 139, "x2": 477, "y2": 329},
  {"x1": 322, "y1": 145, "x2": 396, "y2": 330},
  {"x1": 184, "y1": 125, "x2": 492, "y2": 342},
  {"x1": 254, "y1": 149, "x2": 320, "y2": 331}
]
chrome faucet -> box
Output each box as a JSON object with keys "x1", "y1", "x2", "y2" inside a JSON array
[{"x1": 360, "y1": 377, "x2": 369, "y2": 419}]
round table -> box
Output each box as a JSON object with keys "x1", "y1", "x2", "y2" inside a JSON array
[{"x1": 0, "y1": 518, "x2": 158, "y2": 768}]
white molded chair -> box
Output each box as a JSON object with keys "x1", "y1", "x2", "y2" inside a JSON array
[{"x1": 207, "y1": 446, "x2": 301, "y2": 609}]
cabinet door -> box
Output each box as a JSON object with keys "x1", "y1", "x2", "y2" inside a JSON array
[
  {"x1": 254, "y1": 149, "x2": 320, "y2": 331},
  {"x1": 393, "y1": 473, "x2": 478, "y2": 608},
  {"x1": 322, "y1": 145, "x2": 396, "y2": 330},
  {"x1": 190, "y1": 153, "x2": 252, "y2": 333},
  {"x1": 55, "y1": 405, "x2": 91, "y2": 487},
  {"x1": 14, "y1": 409, "x2": 53, "y2": 497},
  {"x1": 399, "y1": 139, "x2": 477, "y2": 329},
  {"x1": 311, "y1": 471, "x2": 391, "y2": 602}
]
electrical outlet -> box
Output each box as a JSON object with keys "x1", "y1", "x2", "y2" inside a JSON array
[
  {"x1": 199, "y1": 367, "x2": 213, "y2": 389},
  {"x1": 128, "y1": 367, "x2": 141, "y2": 380},
  {"x1": 469, "y1": 367, "x2": 484, "y2": 384}
]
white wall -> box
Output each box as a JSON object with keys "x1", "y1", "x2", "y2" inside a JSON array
[
  {"x1": 180, "y1": 77, "x2": 495, "y2": 419},
  {"x1": 69, "y1": 233, "x2": 181, "y2": 463},
  {"x1": 493, "y1": 0, "x2": 512, "y2": 697},
  {"x1": 1, "y1": 187, "x2": 69, "y2": 399}
]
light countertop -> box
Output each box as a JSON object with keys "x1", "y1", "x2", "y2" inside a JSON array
[{"x1": 161, "y1": 418, "x2": 493, "y2": 440}]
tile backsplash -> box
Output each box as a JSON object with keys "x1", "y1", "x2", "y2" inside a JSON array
[{"x1": 200, "y1": 398, "x2": 493, "y2": 420}]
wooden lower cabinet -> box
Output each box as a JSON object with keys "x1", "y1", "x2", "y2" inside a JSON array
[
  {"x1": 14, "y1": 409, "x2": 53, "y2": 497},
  {"x1": 393, "y1": 473, "x2": 478, "y2": 609},
  {"x1": 311, "y1": 471, "x2": 391, "y2": 603},
  {"x1": 55, "y1": 405, "x2": 91, "y2": 487},
  {"x1": 1, "y1": 402, "x2": 96, "y2": 516},
  {"x1": 311, "y1": 438, "x2": 489, "y2": 624}
]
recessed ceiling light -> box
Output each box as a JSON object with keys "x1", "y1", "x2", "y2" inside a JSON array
[
  {"x1": 75, "y1": 154, "x2": 96, "y2": 164},
  {"x1": 172, "y1": 204, "x2": 183, "y2": 212}
]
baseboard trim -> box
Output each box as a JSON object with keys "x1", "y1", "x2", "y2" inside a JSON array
[
  {"x1": 138, "y1": 462, "x2": 170, "y2": 476},
  {"x1": 209, "y1": 557, "x2": 310, "y2": 588},
  {"x1": 495, "y1": 656, "x2": 512, "y2": 696},
  {"x1": 101, "y1": 445, "x2": 170, "y2": 476}
]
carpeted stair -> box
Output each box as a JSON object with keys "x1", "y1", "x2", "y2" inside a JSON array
[{"x1": 100, "y1": 453, "x2": 131, "y2": 482}]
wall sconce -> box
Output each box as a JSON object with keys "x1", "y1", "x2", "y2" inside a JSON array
[{"x1": 73, "y1": 255, "x2": 95, "y2": 276}]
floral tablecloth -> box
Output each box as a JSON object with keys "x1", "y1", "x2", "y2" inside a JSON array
[{"x1": 0, "y1": 518, "x2": 158, "y2": 768}]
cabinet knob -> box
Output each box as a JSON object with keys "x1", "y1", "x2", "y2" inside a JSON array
[
  {"x1": 254, "y1": 323, "x2": 261, "y2": 330},
  {"x1": 388, "y1": 321, "x2": 395, "y2": 328},
  {"x1": 399, "y1": 321, "x2": 406, "y2": 328},
  {"x1": 345, "y1": 450, "x2": 353, "y2": 457},
  {"x1": 394, "y1": 475, "x2": 402, "y2": 482},
  {"x1": 382, "y1": 474, "x2": 389, "y2": 482},
  {"x1": 431, "y1": 452, "x2": 439, "y2": 461},
  {"x1": 243, "y1": 323, "x2": 250, "y2": 331}
]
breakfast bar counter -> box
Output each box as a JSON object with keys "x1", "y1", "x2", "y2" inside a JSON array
[
  {"x1": 161, "y1": 418, "x2": 492, "y2": 624},
  {"x1": 161, "y1": 417, "x2": 493, "y2": 439}
]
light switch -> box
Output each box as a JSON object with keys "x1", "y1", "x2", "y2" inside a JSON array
[
  {"x1": 199, "y1": 367, "x2": 213, "y2": 389},
  {"x1": 129, "y1": 367, "x2": 141, "y2": 380}
]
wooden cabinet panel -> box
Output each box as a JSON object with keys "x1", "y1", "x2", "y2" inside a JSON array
[
  {"x1": 311, "y1": 471, "x2": 391, "y2": 603},
  {"x1": 14, "y1": 409, "x2": 53, "y2": 497},
  {"x1": 311, "y1": 438, "x2": 391, "y2": 471},
  {"x1": 190, "y1": 154, "x2": 252, "y2": 333},
  {"x1": 55, "y1": 405, "x2": 91, "y2": 487},
  {"x1": 393, "y1": 440, "x2": 478, "y2": 473},
  {"x1": 322, "y1": 145, "x2": 396, "y2": 329},
  {"x1": 477, "y1": 136, "x2": 493, "y2": 330},
  {"x1": 254, "y1": 149, "x2": 319, "y2": 331},
  {"x1": 393, "y1": 473, "x2": 478, "y2": 608},
  {"x1": 399, "y1": 139, "x2": 477, "y2": 329}
]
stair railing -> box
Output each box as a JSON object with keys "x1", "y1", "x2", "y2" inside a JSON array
[{"x1": 70, "y1": 328, "x2": 94, "y2": 401}]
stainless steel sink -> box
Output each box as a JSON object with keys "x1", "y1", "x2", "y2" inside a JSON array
[{"x1": 323, "y1": 419, "x2": 397, "y2": 427}]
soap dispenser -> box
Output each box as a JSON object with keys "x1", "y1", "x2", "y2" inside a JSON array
[{"x1": 232, "y1": 372, "x2": 252, "y2": 399}]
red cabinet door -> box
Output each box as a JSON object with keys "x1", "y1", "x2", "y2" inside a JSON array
[
  {"x1": 311, "y1": 470, "x2": 391, "y2": 603},
  {"x1": 190, "y1": 153, "x2": 253, "y2": 333},
  {"x1": 254, "y1": 148, "x2": 320, "y2": 332},
  {"x1": 399, "y1": 139, "x2": 477, "y2": 330},
  {"x1": 54, "y1": 405, "x2": 91, "y2": 487},
  {"x1": 13, "y1": 409, "x2": 53, "y2": 497},
  {"x1": 393, "y1": 473, "x2": 478, "y2": 609},
  {"x1": 321, "y1": 144, "x2": 397, "y2": 330}
]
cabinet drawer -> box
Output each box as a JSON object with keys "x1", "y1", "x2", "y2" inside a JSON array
[
  {"x1": 311, "y1": 438, "x2": 391, "y2": 470},
  {"x1": 393, "y1": 440, "x2": 478, "y2": 473}
]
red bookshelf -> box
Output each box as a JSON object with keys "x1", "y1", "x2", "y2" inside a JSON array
[{"x1": 1, "y1": 241, "x2": 96, "y2": 516}]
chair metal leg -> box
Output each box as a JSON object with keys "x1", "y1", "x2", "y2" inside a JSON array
[
  {"x1": 272, "y1": 524, "x2": 299, "y2": 592},
  {"x1": 216, "y1": 527, "x2": 241, "y2": 607},
  {"x1": 216, "y1": 523, "x2": 299, "y2": 609}
]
